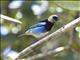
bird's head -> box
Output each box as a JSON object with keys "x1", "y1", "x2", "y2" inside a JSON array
[{"x1": 48, "y1": 15, "x2": 58, "y2": 23}]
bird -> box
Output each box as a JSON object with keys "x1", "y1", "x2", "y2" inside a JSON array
[{"x1": 19, "y1": 15, "x2": 58, "y2": 38}]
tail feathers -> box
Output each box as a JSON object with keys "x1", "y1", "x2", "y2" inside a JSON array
[
  {"x1": 18, "y1": 33, "x2": 26, "y2": 37},
  {"x1": 18, "y1": 31, "x2": 31, "y2": 37}
]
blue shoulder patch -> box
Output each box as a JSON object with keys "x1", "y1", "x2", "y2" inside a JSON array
[{"x1": 29, "y1": 22, "x2": 46, "y2": 29}]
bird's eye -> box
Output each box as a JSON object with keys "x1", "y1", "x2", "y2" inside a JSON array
[{"x1": 53, "y1": 16, "x2": 58, "y2": 21}]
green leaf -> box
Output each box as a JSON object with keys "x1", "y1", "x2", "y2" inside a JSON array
[
  {"x1": 55, "y1": 1, "x2": 80, "y2": 11},
  {"x1": 75, "y1": 27, "x2": 80, "y2": 32},
  {"x1": 79, "y1": 33, "x2": 80, "y2": 38},
  {"x1": 75, "y1": 27, "x2": 80, "y2": 38}
]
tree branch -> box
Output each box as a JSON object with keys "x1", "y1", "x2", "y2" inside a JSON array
[
  {"x1": 15, "y1": 17, "x2": 80, "y2": 60},
  {"x1": 0, "y1": 14, "x2": 22, "y2": 24}
]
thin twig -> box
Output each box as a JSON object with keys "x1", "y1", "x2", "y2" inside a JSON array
[
  {"x1": 0, "y1": 14, "x2": 22, "y2": 24},
  {"x1": 15, "y1": 17, "x2": 80, "y2": 60}
]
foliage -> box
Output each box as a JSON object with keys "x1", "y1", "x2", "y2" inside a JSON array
[{"x1": 1, "y1": 0, "x2": 80, "y2": 60}]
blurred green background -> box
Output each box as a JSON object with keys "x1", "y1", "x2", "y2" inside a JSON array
[{"x1": 0, "y1": 0, "x2": 80, "y2": 60}]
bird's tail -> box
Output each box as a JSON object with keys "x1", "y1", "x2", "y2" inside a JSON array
[
  {"x1": 18, "y1": 31, "x2": 30, "y2": 37},
  {"x1": 18, "y1": 33, "x2": 26, "y2": 37}
]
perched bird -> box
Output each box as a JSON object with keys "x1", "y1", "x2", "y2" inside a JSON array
[{"x1": 19, "y1": 15, "x2": 58, "y2": 38}]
